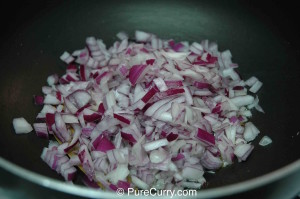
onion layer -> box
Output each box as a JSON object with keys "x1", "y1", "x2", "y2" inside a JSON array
[{"x1": 16, "y1": 30, "x2": 267, "y2": 191}]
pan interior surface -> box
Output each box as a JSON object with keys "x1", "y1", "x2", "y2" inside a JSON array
[{"x1": 0, "y1": 0, "x2": 299, "y2": 197}]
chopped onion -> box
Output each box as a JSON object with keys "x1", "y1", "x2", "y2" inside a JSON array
[
  {"x1": 234, "y1": 144, "x2": 254, "y2": 162},
  {"x1": 182, "y1": 166, "x2": 204, "y2": 181},
  {"x1": 143, "y1": 139, "x2": 169, "y2": 152},
  {"x1": 33, "y1": 123, "x2": 48, "y2": 139},
  {"x1": 131, "y1": 175, "x2": 149, "y2": 190},
  {"x1": 60, "y1": 51, "x2": 75, "y2": 64},
  {"x1": 47, "y1": 74, "x2": 59, "y2": 86},
  {"x1": 13, "y1": 118, "x2": 33, "y2": 134},
  {"x1": 197, "y1": 128, "x2": 215, "y2": 146},
  {"x1": 245, "y1": 76, "x2": 258, "y2": 87},
  {"x1": 249, "y1": 80, "x2": 263, "y2": 93},
  {"x1": 149, "y1": 148, "x2": 168, "y2": 163},
  {"x1": 153, "y1": 77, "x2": 168, "y2": 92},
  {"x1": 231, "y1": 95, "x2": 254, "y2": 107},
  {"x1": 200, "y1": 150, "x2": 223, "y2": 170},
  {"x1": 243, "y1": 122, "x2": 260, "y2": 142},
  {"x1": 34, "y1": 95, "x2": 44, "y2": 105},
  {"x1": 259, "y1": 136, "x2": 272, "y2": 146},
  {"x1": 92, "y1": 135, "x2": 116, "y2": 153},
  {"x1": 19, "y1": 30, "x2": 267, "y2": 191}
]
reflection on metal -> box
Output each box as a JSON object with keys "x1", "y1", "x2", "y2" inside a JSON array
[{"x1": 0, "y1": 156, "x2": 300, "y2": 198}]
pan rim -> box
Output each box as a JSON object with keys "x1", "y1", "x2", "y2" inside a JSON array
[{"x1": 0, "y1": 156, "x2": 299, "y2": 198}]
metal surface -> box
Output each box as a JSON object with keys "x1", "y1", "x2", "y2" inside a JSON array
[
  {"x1": 0, "y1": 0, "x2": 299, "y2": 198},
  {"x1": 0, "y1": 157, "x2": 300, "y2": 199},
  {"x1": 1, "y1": 157, "x2": 300, "y2": 199}
]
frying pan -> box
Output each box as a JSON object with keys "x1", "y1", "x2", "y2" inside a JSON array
[{"x1": 0, "y1": 0, "x2": 299, "y2": 198}]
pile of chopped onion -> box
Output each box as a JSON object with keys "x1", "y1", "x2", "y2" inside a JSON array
[{"x1": 18, "y1": 30, "x2": 268, "y2": 191}]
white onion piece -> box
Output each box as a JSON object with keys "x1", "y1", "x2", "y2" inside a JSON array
[
  {"x1": 234, "y1": 144, "x2": 254, "y2": 162},
  {"x1": 116, "y1": 31, "x2": 128, "y2": 40},
  {"x1": 44, "y1": 94, "x2": 61, "y2": 105},
  {"x1": 62, "y1": 114, "x2": 79, "y2": 123},
  {"x1": 259, "y1": 136, "x2": 272, "y2": 146},
  {"x1": 104, "y1": 90, "x2": 116, "y2": 110},
  {"x1": 200, "y1": 151, "x2": 223, "y2": 170},
  {"x1": 131, "y1": 175, "x2": 149, "y2": 190},
  {"x1": 255, "y1": 104, "x2": 265, "y2": 113},
  {"x1": 143, "y1": 139, "x2": 169, "y2": 152},
  {"x1": 190, "y1": 42, "x2": 203, "y2": 55},
  {"x1": 171, "y1": 140, "x2": 186, "y2": 153},
  {"x1": 153, "y1": 77, "x2": 168, "y2": 92},
  {"x1": 153, "y1": 96, "x2": 185, "y2": 119},
  {"x1": 13, "y1": 118, "x2": 33, "y2": 134},
  {"x1": 42, "y1": 86, "x2": 53, "y2": 94},
  {"x1": 64, "y1": 97, "x2": 78, "y2": 114},
  {"x1": 181, "y1": 181, "x2": 203, "y2": 189},
  {"x1": 249, "y1": 80, "x2": 263, "y2": 93},
  {"x1": 149, "y1": 148, "x2": 168, "y2": 163},
  {"x1": 47, "y1": 74, "x2": 59, "y2": 86},
  {"x1": 231, "y1": 95, "x2": 254, "y2": 107},
  {"x1": 68, "y1": 90, "x2": 91, "y2": 109},
  {"x1": 245, "y1": 76, "x2": 258, "y2": 86},
  {"x1": 135, "y1": 30, "x2": 152, "y2": 42},
  {"x1": 155, "y1": 112, "x2": 173, "y2": 122},
  {"x1": 145, "y1": 97, "x2": 175, "y2": 117},
  {"x1": 182, "y1": 166, "x2": 204, "y2": 181},
  {"x1": 55, "y1": 112, "x2": 71, "y2": 142},
  {"x1": 244, "y1": 122, "x2": 260, "y2": 142},
  {"x1": 60, "y1": 51, "x2": 74, "y2": 64},
  {"x1": 106, "y1": 164, "x2": 129, "y2": 184},
  {"x1": 162, "y1": 51, "x2": 190, "y2": 60}
]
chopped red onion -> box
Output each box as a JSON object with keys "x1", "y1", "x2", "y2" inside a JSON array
[
  {"x1": 106, "y1": 164, "x2": 129, "y2": 184},
  {"x1": 259, "y1": 136, "x2": 272, "y2": 146},
  {"x1": 34, "y1": 95, "x2": 44, "y2": 105},
  {"x1": 78, "y1": 145, "x2": 94, "y2": 180},
  {"x1": 135, "y1": 30, "x2": 152, "y2": 42},
  {"x1": 62, "y1": 114, "x2": 79, "y2": 124},
  {"x1": 245, "y1": 76, "x2": 258, "y2": 87},
  {"x1": 117, "y1": 180, "x2": 131, "y2": 191},
  {"x1": 231, "y1": 95, "x2": 254, "y2": 107},
  {"x1": 18, "y1": 30, "x2": 268, "y2": 191},
  {"x1": 143, "y1": 139, "x2": 169, "y2": 152},
  {"x1": 67, "y1": 90, "x2": 91, "y2": 109},
  {"x1": 200, "y1": 150, "x2": 223, "y2": 170},
  {"x1": 60, "y1": 51, "x2": 75, "y2": 64},
  {"x1": 33, "y1": 123, "x2": 49, "y2": 139},
  {"x1": 249, "y1": 80, "x2": 263, "y2": 93},
  {"x1": 121, "y1": 132, "x2": 137, "y2": 143},
  {"x1": 182, "y1": 166, "x2": 204, "y2": 181},
  {"x1": 234, "y1": 143, "x2": 254, "y2": 162},
  {"x1": 243, "y1": 122, "x2": 260, "y2": 142},
  {"x1": 153, "y1": 77, "x2": 168, "y2": 92},
  {"x1": 116, "y1": 31, "x2": 129, "y2": 40},
  {"x1": 149, "y1": 148, "x2": 168, "y2": 163},
  {"x1": 13, "y1": 118, "x2": 33, "y2": 134},
  {"x1": 197, "y1": 128, "x2": 215, "y2": 146},
  {"x1": 92, "y1": 135, "x2": 116, "y2": 153},
  {"x1": 47, "y1": 74, "x2": 59, "y2": 86},
  {"x1": 129, "y1": 64, "x2": 149, "y2": 86},
  {"x1": 131, "y1": 175, "x2": 149, "y2": 190},
  {"x1": 44, "y1": 94, "x2": 61, "y2": 105},
  {"x1": 55, "y1": 112, "x2": 71, "y2": 142}
]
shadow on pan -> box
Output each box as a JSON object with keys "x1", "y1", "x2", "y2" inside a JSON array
[{"x1": 0, "y1": 0, "x2": 299, "y2": 198}]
